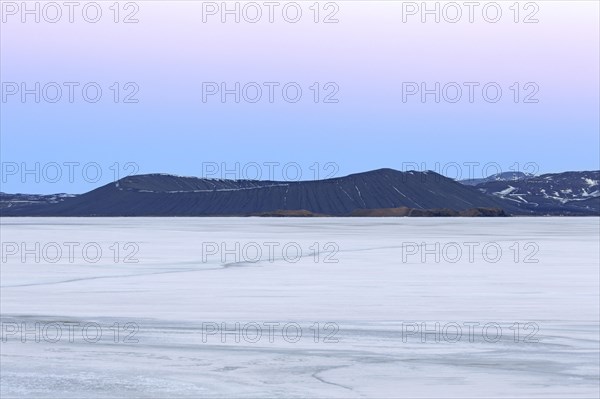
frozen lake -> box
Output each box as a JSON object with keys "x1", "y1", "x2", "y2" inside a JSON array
[{"x1": 1, "y1": 217, "x2": 599, "y2": 398}]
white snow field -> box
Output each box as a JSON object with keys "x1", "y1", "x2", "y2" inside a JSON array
[{"x1": 1, "y1": 217, "x2": 599, "y2": 398}]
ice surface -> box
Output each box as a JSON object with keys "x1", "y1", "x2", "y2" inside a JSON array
[{"x1": 1, "y1": 217, "x2": 599, "y2": 398}]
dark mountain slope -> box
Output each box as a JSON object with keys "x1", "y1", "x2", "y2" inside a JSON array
[{"x1": 1, "y1": 169, "x2": 517, "y2": 216}]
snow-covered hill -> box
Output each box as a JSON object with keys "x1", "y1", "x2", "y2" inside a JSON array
[{"x1": 474, "y1": 171, "x2": 599, "y2": 215}]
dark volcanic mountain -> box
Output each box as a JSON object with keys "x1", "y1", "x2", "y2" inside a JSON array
[
  {"x1": 474, "y1": 171, "x2": 600, "y2": 215},
  {"x1": 1, "y1": 169, "x2": 517, "y2": 216}
]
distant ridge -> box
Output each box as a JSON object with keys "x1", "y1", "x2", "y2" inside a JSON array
[
  {"x1": 2, "y1": 169, "x2": 598, "y2": 216},
  {"x1": 460, "y1": 171, "x2": 534, "y2": 186},
  {"x1": 474, "y1": 170, "x2": 600, "y2": 215}
]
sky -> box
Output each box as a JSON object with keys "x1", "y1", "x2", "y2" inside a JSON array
[{"x1": 1, "y1": 0, "x2": 599, "y2": 193}]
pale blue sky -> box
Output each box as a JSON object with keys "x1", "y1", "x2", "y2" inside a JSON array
[{"x1": 1, "y1": 1, "x2": 599, "y2": 193}]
